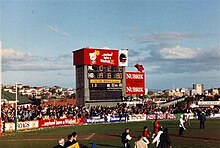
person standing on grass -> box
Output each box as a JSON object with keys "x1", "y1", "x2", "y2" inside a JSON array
[
  {"x1": 179, "y1": 115, "x2": 186, "y2": 135},
  {"x1": 121, "y1": 128, "x2": 132, "y2": 148},
  {"x1": 152, "y1": 118, "x2": 159, "y2": 138},
  {"x1": 158, "y1": 128, "x2": 172, "y2": 148},
  {"x1": 64, "y1": 134, "x2": 74, "y2": 148},
  {"x1": 72, "y1": 132, "x2": 78, "y2": 144},
  {"x1": 54, "y1": 138, "x2": 65, "y2": 148},
  {"x1": 152, "y1": 127, "x2": 163, "y2": 148},
  {"x1": 134, "y1": 136, "x2": 149, "y2": 148},
  {"x1": 142, "y1": 126, "x2": 151, "y2": 144},
  {"x1": 199, "y1": 112, "x2": 206, "y2": 129}
]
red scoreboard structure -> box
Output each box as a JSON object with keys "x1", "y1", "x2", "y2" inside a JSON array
[{"x1": 73, "y1": 48, "x2": 128, "y2": 106}]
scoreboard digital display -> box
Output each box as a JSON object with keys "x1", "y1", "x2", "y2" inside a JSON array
[
  {"x1": 88, "y1": 65, "x2": 123, "y2": 100},
  {"x1": 88, "y1": 65, "x2": 123, "y2": 79}
]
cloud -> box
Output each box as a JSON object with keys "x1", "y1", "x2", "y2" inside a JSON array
[
  {"x1": 48, "y1": 25, "x2": 59, "y2": 33},
  {"x1": 2, "y1": 48, "x2": 34, "y2": 62},
  {"x1": 159, "y1": 46, "x2": 200, "y2": 59},
  {"x1": 2, "y1": 48, "x2": 73, "y2": 72},
  {"x1": 128, "y1": 45, "x2": 220, "y2": 74},
  {"x1": 128, "y1": 32, "x2": 217, "y2": 43},
  {"x1": 58, "y1": 53, "x2": 72, "y2": 61},
  {"x1": 48, "y1": 25, "x2": 71, "y2": 37},
  {"x1": 56, "y1": 73, "x2": 72, "y2": 76},
  {"x1": 4, "y1": 63, "x2": 72, "y2": 72},
  {"x1": 159, "y1": 45, "x2": 220, "y2": 60}
]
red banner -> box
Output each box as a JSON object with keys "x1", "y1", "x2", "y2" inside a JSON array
[
  {"x1": 0, "y1": 117, "x2": 2, "y2": 135},
  {"x1": 39, "y1": 117, "x2": 85, "y2": 128},
  {"x1": 146, "y1": 114, "x2": 176, "y2": 120},
  {"x1": 73, "y1": 48, "x2": 128, "y2": 66},
  {"x1": 125, "y1": 72, "x2": 145, "y2": 94}
]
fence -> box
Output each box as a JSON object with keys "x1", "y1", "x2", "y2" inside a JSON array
[{"x1": 2, "y1": 113, "x2": 220, "y2": 133}]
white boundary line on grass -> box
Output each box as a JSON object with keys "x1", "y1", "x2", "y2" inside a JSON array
[{"x1": 85, "y1": 133, "x2": 95, "y2": 140}]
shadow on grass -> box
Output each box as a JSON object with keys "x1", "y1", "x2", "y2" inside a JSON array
[
  {"x1": 90, "y1": 143, "x2": 123, "y2": 148},
  {"x1": 106, "y1": 134, "x2": 121, "y2": 138},
  {"x1": 107, "y1": 134, "x2": 139, "y2": 139},
  {"x1": 169, "y1": 133, "x2": 220, "y2": 141}
]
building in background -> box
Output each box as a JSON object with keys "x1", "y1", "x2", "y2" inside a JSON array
[{"x1": 193, "y1": 84, "x2": 204, "y2": 95}]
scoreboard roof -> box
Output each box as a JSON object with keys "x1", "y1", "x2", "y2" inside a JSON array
[{"x1": 73, "y1": 48, "x2": 128, "y2": 66}]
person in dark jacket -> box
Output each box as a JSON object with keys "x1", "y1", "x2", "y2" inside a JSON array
[
  {"x1": 72, "y1": 132, "x2": 78, "y2": 144},
  {"x1": 200, "y1": 112, "x2": 206, "y2": 129},
  {"x1": 158, "y1": 128, "x2": 172, "y2": 148},
  {"x1": 121, "y1": 128, "x2": 132, "y2": 148},
  {"x1": 64, "y1": 134, "x2": 74, "y2": 148}
]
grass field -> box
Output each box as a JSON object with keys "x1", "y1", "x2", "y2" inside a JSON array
[{"x1": 0, "y1": 119, "x2": 219, "y2": 148}]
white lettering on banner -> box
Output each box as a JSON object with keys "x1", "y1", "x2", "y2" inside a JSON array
[
  {"x1": 100, "y1": 59, "x2": 111, "y2": 64},
  {"x1": 5, "y1": 121, "x2": 39, "y2": 132},
  {"x1": 55, "y1": 120, "x2": 63, "y2": 125},
  {"x1": 126, "y1": 73, "x2": 144, "y2": 79},
  {"x1": 126, "y1": 87, "x2": 144, "y2": 92},
  {"x1": 102, "y1": 53, "x2": 113, "y2": 57},
  {"x1": 42, "y1": 121, "x2": 56, "y2": 127},
  {"x1": 146, "y1": 114, "x2": 176, "y2": 120},
  {"x1": 99, "y1": 52, "x2": 114, "y2": 64},
  {"x1": 64, "y1": 118, "x2": 76, "y2": 124}
]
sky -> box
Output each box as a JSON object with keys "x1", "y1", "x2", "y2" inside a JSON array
[{"x1": 1, "y1": 0, "x2": 220, "y2": 90}]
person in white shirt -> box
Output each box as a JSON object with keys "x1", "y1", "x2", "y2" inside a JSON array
[
  {"x1": 152, "y1": 127, "x2": 163, "y2": 148},
  {"x1": 53, "y1": 138, "x2": 65, "y2": 148},
  {"x1": 121, "y1": 128, "x2": 132, "y2": 148},
  {"x1": 179, "y1": 115, "x2": 186, "y2": 135}
]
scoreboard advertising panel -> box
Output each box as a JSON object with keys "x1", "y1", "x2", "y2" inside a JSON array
[
  {"x1": 73, "y1": 48, "x2": 128, "y2": 66},
  {"x1": 126, "y1": 72, "x2": 145, "y2": 95}
]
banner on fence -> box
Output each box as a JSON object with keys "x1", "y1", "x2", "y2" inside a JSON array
[
  {"x1": 86, "y1": 115, "x2": 126, "y2": 123},
  {"x1": 0, "y1": 118, "x2": 2, "y2": 135},
  {"x1": 128, "y1": 114, "x2": 146, "y2": 122},
  {"x1": 146, "y1": 114, "x2": 176, "y2": 120},
  {"x1": 5, "y1": 120, "x2": 39, "y2": 132},
  {"x1": 39, "y1": 117, "x2": 85, "y2": 128}
]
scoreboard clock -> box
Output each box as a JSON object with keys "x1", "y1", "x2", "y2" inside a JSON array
[{"x1": 88, "y1": 65, "x2": 123, "y2": 79}]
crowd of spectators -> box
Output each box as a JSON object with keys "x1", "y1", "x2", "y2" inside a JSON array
[{"x1": 1, "y1": 102, "x2": 219, "y2": 123}]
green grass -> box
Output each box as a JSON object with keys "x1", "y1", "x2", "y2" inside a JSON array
[{"x1": 0, "y1": 119, "x2": 220, "y2": 148}]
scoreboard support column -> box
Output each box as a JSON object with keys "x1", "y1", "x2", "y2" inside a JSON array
[
  {"x1": 84, "y1": 65, "x2": 90, "y2": 103},
  {"x1": 122, "y1": 66, "x2": 126, "y2": 98}
]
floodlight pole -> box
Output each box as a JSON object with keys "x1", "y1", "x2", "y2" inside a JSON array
[{"x1": 15, "y1": 82, "x2": 18, "y2": 133}]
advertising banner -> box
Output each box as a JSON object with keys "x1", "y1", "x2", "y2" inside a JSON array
[
  {"x1": 0, "y1": 118, "x2": 2, "y2": 135},
  {"x1": 126, "y1": 72, "x2": 145, "y2": 94},
  {"x1": 146, "y1": 114, "x2": 176, "y2": 120},
  {"x1": 86, "y1": 115, "x2": 126, "y2": 123},
  {"x1": 73, "y1": 48, "x2": 128, "y2": 66},
  {"x1": 5, "y1": 120, "x2": 39, "y2": 132},
  {"x1": 118, "y1": 50, "x2": 128, "y2": 66},
  {"x1": 83, "y1": 48, "x2": 119, "y2": 66},
  {"x1": 127, "y1": 114, "x2": 147, "y2": 122},
  {"x1": 39, "y1": 117, "x2": 85, "y2": 128}
]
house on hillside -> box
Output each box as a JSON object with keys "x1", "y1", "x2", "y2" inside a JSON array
[{"x1": 1, "y1": 91, "x2": 33, "y2": 107}]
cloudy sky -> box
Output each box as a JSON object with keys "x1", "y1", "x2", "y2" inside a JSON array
[{"x1": 1, "y1": 0, "x2": 220, "y2": 90}]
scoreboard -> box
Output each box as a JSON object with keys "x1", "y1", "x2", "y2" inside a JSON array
[
  {"x1": 88, "y1": 65, "x2": 123, "y2": 100},
  {"x1": 73, "y1": 48, "x2": 128, "y2": 106}
]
